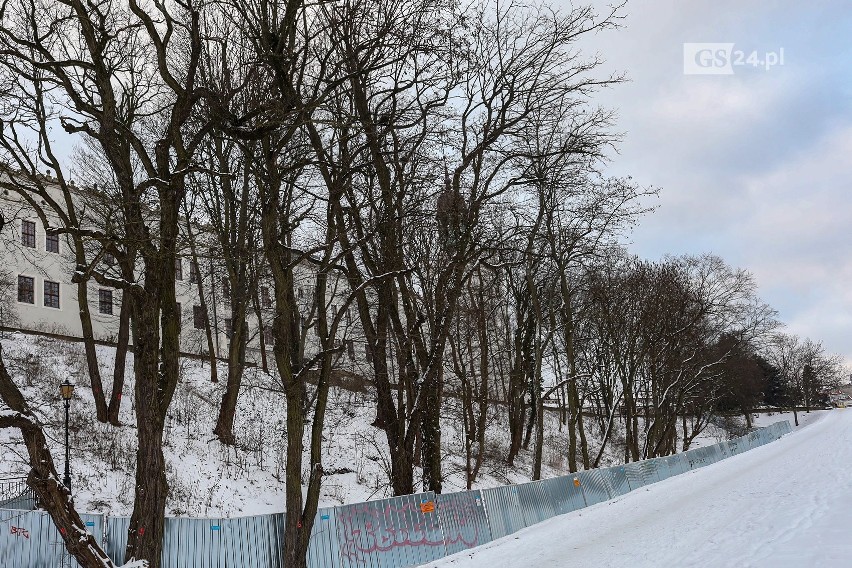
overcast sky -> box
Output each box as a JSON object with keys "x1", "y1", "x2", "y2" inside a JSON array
[{"x1": 568, "y1": 1, "x2": 852, "y2": 365}]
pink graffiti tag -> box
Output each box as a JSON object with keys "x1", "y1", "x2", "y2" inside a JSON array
[
  {"x1": 10, "y1": 525, "x2": 30, "y2": 539},
  {"x1": 337, "y1": 501, "x2": 444, "y2": 562},
  {"x1": 336, "y1": 495, "x2": 483, "y2": 563}
]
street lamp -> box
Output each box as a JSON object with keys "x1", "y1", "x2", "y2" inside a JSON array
[{"x1": 59, "y1": 379, "x2": 75, "y2": 492}]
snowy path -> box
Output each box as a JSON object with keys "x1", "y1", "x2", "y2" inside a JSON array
[{"x1": 423, "y1": 411, "x2": 850, "y2": 568}]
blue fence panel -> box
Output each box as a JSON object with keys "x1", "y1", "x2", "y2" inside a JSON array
[
  {"x1": 727, "y1": 436, "x2": 744, "y2": 456},
  {"x1": 684, "y1": 447, "x2": 710, "y2": 470},
  {"x1": 706, "y1": 444, "x2": 722, "y2": 465},
  {"x1": 665, "y1": 454, "x2": 688, "y2": 477},
  {"x1": 652, "y1": 457, "x2": 672, "y2": 482},
  {"x1": 335, "y1": 491, "x2": 444, "y2": 568},
  {"x1": 576, "y1": 469, "x2": 613, "y2": 506},
  {"x1": 538, "y1": 475, "x2": 586, "y2": 516},
  {"x1": 435, "y1": 490, "x2": 492, "y2": 556},
  {"x1": 717, "y1": 441, "x2": 731, "y2": 460},
  {"x1": 307, "y1": 506, "x2": 340, "y2": 568},
  {"x1": 221, "y1": 515, "x2": 254, "y2": 568},
  {"x1": 0, "y1": 508, "x2": 36, "y2": 568},
  {"x1": 105, "y1": 515, "x2": 130, "y2": 566},
  {"x1": 623, "y1": 462, "x2": 645, "y2": 491},
  {"x1": 516, "y1": 480, "x2": 556, "y2": 526},
  {"x1": 746, "y1": 430, "x2": 762, "y2": 448},
  {"x1": 480, "y1": 485, "x2": 527, "y2": 540},
  {"x1": 603, "y1": 466, "x2": 631, "y2": 497},
  {"x1": 639, "y1": 459, "x2": 661, "y2": 485},
  {"x1": 223, "y1": 513, "x2": 283, "y2": 568},
  {"x1": 0, "y1": 508, "x2": 104, "y2": 568}
]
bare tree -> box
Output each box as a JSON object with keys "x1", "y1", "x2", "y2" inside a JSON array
[
  {"x1": 767, "y1": 334, "x2": 841, "y2": 426},
  {"x1": 0, "y1": 1, "x2": 224, "y2": 564}
]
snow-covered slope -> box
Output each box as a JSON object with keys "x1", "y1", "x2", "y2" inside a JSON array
[
  {"x1": 0, "y1": 333, "x2": 576, "y2": 516},
  {"x1": 1, "y1": 332, "x2": 800, "y2": 520},
  {"x1": 422, "y1": 409, "x2": 841, "y2": 568}
]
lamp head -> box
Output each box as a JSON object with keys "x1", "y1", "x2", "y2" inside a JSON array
[{"x1": 59, "y1": 379, "x2": 75, "y2": 400}]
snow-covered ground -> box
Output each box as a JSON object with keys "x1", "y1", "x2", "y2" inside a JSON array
[
  {"x1": 422, "y1": 409, "x2": 846, "y2": 568},
  {"x1": 0, "y1": 333, "x2": 575, "y2": 516},
  {"x1": 1, "y1": 331, "x2": 803, "y2": 521}
]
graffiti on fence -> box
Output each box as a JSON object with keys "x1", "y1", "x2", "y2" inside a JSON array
[
  {"x1": 337, "y1": 500, "x2": 443, "y2": 562},
  {"x1": 10, "y1": 525, "x2": 30, "y2": 538},
  {"x1": 435, "y1": 495, "x2": 481, "y2": 548}
]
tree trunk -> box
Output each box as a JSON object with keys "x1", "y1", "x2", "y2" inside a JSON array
[
  {"x1": 252, "y1": 288, "x2": 269, "y2": 374},
  {"x1": 421, "y1": 363, "x2": 444, "y2": 493},
  {"x1": 532, "y1": 365, "x2": 544, "y2": 480},
  {"x1": 507, "y1": 355, "x2": 527, "y2": 465},
  {"x1": 577, "y1": 393, "x2": 590, "y2": 469},
  {"x1": 567, "y1": 380, "x2": 579, "y2": 472},
  {"x1": 77, "y1": 280, "x2": 108, "y2": 423},
  {"x1": 471, "y1": 291, "x2": 490, "y2": 484},
  {"x1": 213, "y1": 300, "x2": 248, "y2": 445},
  {"x1": 124, "y1": 290, "x2": 170, "y2": 568},
  {"x1": 186, "y1": 218, "x2": 218, "y2": 383},
  {"x1": 124, "y1": 186, "x2": 183, "y2": 567},
  {"x1": 107, "y1": 288, "x2": 132, "y2": 425},
  {"x1": 375, "y1": 291, "x2": 416, "y2": 496}
]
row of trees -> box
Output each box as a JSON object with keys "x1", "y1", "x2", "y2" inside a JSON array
[{"x1": 0, "y1": 0, "x2": 845, "y2": 567}]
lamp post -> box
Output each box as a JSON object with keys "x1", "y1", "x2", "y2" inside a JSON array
[{"x1": 59, "y1": 379, "x2": 74, "y2": 492}]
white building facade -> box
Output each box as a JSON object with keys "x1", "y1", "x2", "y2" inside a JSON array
[{"x1": 0, "y1": 175, "x2": 363, "y2": 373}]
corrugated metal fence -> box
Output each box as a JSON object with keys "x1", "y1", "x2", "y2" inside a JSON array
[{"x1": 0, "y1": 420, "x2": 793, "y2": 568}]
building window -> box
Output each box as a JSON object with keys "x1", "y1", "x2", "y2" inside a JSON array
[
  {"x1": 193, "y1": 305, "x2": 206, "y2": 329},
  {"x1": 46, "y1": 232, "x2": 59, "y2": 253},
  {"x1": 347, "y1": 339, "x2": 356, "y2": 360},
  {"x1": 263, "y1": 325, "x2": 274, "y2": 346},
  {"x1": 261, "y1": 286, "x2": 272, "y2": 308},
  {"x1": 43, "y1": 281, "x2": 60, "y2": 308},
  {"x1": 224, "y1": 318, "x2": 233, "y2": 338},
  {"x1": 104, "y1": 251, "x2": 115, "y2": 266},
  {"x1": 189, "y1": 260, "x2": 199, "y2": 284},
  {"x1": 98, "y1": 289, "x2": 113, "y2": 315},
  {"x1": 22, "y1": 220, "x2": 36, "y2": 248},
  {"x1": 175, "y1": 257, "x2": 183, "y2": 281},
  {"x1": 222, "y1": 278, "x2": 231, "y2": 301},
  {"x1": 175, "y1": 302, "x2": 182, "y2": 330},
  {"x1": 17, "y1": 275, "x2": 34, "y2": 304},
  {"x1": 297, "y1": 286, "x2": 304, "y2": 299}
]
